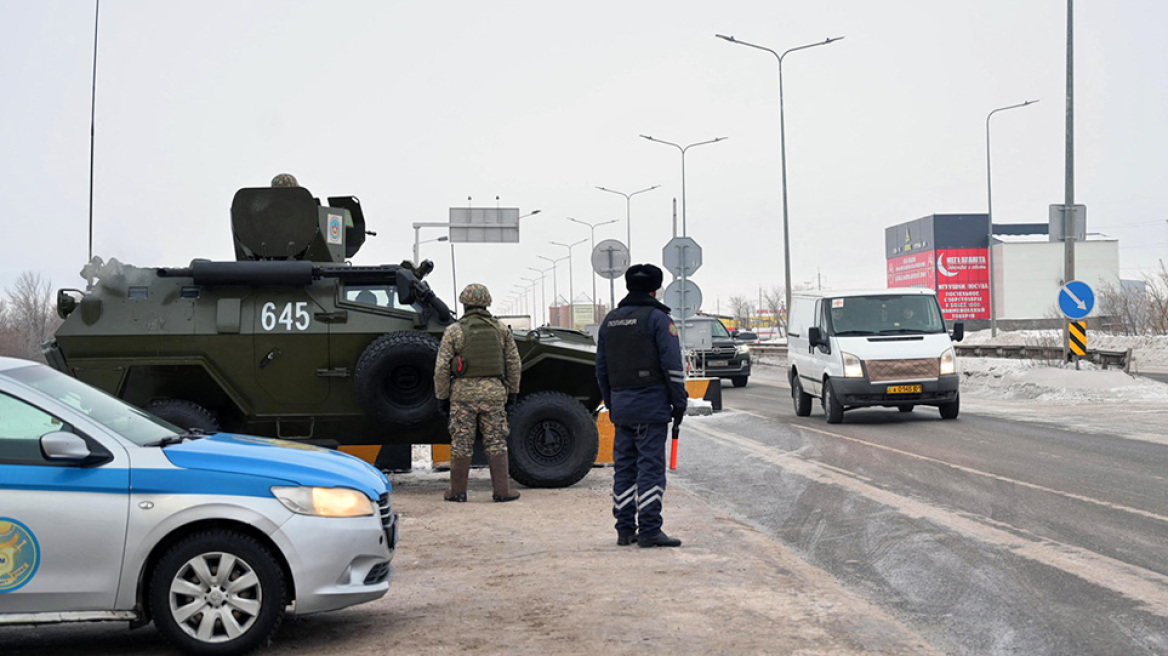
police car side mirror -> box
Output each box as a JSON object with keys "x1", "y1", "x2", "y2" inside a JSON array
[
  {"x1": 41, "y1": 431, "x2": 111, "y2": 466},
  {"x1": 950, "y1": 322, "x2": 965, "y2": 343}
]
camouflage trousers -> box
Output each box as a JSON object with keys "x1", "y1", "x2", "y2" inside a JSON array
[{"x1": 448, "y1": 399, "x2": 510, "y2": 459}]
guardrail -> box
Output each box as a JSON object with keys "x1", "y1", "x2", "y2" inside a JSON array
[
  {"x1": 752, "y1": 342, "x2": 1130, "y2": 372},
  {"x1": 954, "y1": 344, "x2": 1131, "y2": 372}
]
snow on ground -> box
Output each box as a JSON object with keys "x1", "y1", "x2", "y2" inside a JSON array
[
  {"x1": 958, "y1": 356, "x2": 1168, "y2": 404},
  {"x1": 961, "y1": 329, "x2": 1168, "y2": 372}
]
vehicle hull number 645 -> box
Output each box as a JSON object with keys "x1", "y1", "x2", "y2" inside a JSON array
[{"x1": 261, "y1": 301, "x2": 311, "y2": 331}]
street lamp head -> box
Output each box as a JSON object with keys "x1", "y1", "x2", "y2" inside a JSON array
[
  {"x1": 715, "y1": 34, "x2": 736, "y2": 42},
  {"x1": 824, "y1": 36, "x2": 845, "y2": 44}
]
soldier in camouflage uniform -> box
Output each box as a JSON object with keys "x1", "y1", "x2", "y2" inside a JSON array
[
  {"x1": 270, "y1": 173, "x2": 299, "y2": 187},
  {"x1": 434, "y1": 283, "x2": 522, "y2": 502}
]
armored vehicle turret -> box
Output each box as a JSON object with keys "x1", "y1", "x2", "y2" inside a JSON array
[{"x1": 44, "y1": 186, "x2": 601, "y2": 488}]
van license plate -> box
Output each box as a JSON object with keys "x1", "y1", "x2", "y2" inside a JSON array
[{"x1": 887, "y1": 385, "x2": 922, "y2": 394}]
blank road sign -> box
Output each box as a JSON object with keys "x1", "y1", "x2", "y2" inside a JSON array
[
  {"x1": 592, "y1": 239, "x2": 630, "y2": 280},
  {"x1": 662, "y1": 237, "x2": 702, "y2": 277}
]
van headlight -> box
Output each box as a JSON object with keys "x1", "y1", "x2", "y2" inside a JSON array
[
  {"x1": 939, "y1": 347, "x2": 957, "y2": 375},
  {"x1": 842, "y1": 352, "x2": 864, "y2": 378},
  {"x1": 271, "y1": 486, "x2": 376, "y2": 517},
  {"x1": 736, "y1": 343, "x2": 751, "y2": 354}
]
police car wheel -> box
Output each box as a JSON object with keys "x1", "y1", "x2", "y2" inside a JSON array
[
  {"x1": 507, "y1": 391, "x2": 599, "y2": 489},
  {"x1": 150, "y1": 530, "x2": 285, "y2": 655},
  {"x1": 731, "y1": 376, "x2": 749, "y2": 388},
  {"x1": 823, "y1": 379, "x2": 844, "y2": 424},
  {"x1": 355, "y1": 331, "x2": 442, "y2": 428},
  {"x1": 145, "y1": 399, "x2": 221, "y2": 433}
]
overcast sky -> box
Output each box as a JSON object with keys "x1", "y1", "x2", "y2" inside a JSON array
[{"x1": 2, "y1": 1, "x2": 1165, "y2": 320}]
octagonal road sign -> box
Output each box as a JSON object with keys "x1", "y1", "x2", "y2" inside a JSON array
[
  {"x1": 662, "y1": 236, "x2": 702, "y2": 277},
  {"x1": 592, "y1": 239, "x2": 630, "y2": 280},
  {"x1": 664, "y1": 279, "x2": 702, "y2": 318}
]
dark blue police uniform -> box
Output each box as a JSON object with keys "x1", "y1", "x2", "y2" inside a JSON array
[{"x1": 596, "y1": 266, "x2": 687, "y2": 548}]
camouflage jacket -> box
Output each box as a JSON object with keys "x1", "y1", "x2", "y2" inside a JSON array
[{"x1": 433, "y1": 309, "x2": 521, "y2": 403}]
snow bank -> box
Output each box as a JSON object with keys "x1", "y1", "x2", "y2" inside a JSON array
[
  {"x1": 962, "y1": 329, "x2": 1168, "y2": 371},
  {"x1": 959, "y1": 356, "x2": 1168, "y2": 403}
]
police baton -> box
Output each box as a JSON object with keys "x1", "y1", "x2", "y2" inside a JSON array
[{"x1": 669, "y1": 417, "x2": 681, "y2": 470}]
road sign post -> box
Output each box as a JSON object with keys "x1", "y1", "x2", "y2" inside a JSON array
[{"x1": 1058, "y1": 280, "x2": 1094, "y2": 366}]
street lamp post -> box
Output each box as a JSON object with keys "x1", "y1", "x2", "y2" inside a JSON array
[
  {"x1": 595, "y1": 185, "x2": 659, "y2": 260},
  {"x1": 567, "y1": 217, "x2": 618, "y2": 323},
  {"x1": 986, "y1": 99, "x2": 1039, "y2": 337},
  {"x1": 549, "y1": 239, "x2": 587, "y2": 329},
  {"x1": 716, "y1": 33, "x2": 844, "y2": 316},
  {"x1": 639, "y1": 136, "x2": 727, "y2": 238},
  {"x1": 527, "y1": 266, "x2": 552, "y2": 326},
  {"x1": 537, "y1": 255, "x2": 567, "y2": 326}
]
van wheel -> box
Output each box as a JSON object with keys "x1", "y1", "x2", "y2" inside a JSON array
[
  {"x1": 145, "y1": 399, "x2": 221, "y2": 433},
  {"x1": 939, "y1": 394, "x2": 960, "y2": 420},
  {"x1": 149, "y1": 529, "x2": 285, "y2": 656},
  {"x1": 792, "y1": 378, "x2": 812, "y2": 417},
  {"x1": 823, "y1": 379, "x2": 844, "y2": 424},
  {"x1": 507, "y1": 391, "x2": 598, "y2": 488},
  {"x1": 355, "y1": 331, "x2": 442, "y2": 428},
  {"x1": 898, "y1": 405, "x2": 914, "y2": 413}
]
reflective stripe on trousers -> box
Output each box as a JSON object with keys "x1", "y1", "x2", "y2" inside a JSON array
[{"x1": 611, "y1": 422, "x2": 668, "y2": 537}]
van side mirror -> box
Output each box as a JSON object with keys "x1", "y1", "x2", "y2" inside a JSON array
[
  {"x1": 807, "y1": 326, "x2": 824, "y2": 347},
  {"x1": 950, "y1": 322, "x2": 965, "y2": 343}
]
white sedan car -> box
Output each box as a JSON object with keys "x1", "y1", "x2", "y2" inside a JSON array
[{"x1": 0, "y1": 357, "x2": 399, "y2": 655}]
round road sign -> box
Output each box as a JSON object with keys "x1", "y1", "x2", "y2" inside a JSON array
[
  {"x1": 664, "y1": 279, "x2": 702, "y2": 318},
  {"x1": 592, "y1": 239, "x2": 630, "y2": 280}
]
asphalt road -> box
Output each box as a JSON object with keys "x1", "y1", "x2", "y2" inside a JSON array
[{"x1": 675, "y1": 366, "x2": 1168, "y2": 655}]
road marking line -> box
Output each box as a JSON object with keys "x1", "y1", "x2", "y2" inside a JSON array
[
  {"x1": 793, "y1": 423, "x2": 1168, "y2": 525},
  {"x1": 684, "y1": 420, "x2": 1168, "y2": 617}
]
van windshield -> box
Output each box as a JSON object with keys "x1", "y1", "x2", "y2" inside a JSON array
[{"x1": 827, "y1": 295, "x2": 946, "y2": 336}]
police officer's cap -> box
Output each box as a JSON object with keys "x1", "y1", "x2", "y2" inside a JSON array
[{"x1": 625, "y1": 264, "x2": 663, "y2": 293}]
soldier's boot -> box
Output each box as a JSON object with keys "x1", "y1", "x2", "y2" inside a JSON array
[
  {"x1": 444, "y1": 457, "x2": 470, "y2": 502},
  {"x1": 488, "y1": 453, "x2": 521, "y2": 502}
]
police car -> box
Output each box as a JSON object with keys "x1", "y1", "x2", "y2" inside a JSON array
[{"x1": 0, "y1": 357, "x2": 399, "y2": 655}]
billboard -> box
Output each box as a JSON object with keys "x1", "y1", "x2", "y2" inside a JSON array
[
  {"x1": 934, "y1": 248, "x2": 988, "y2": 320},
  {"x1": 887, "y1": 251, "x2": 936, "y2": 289},
  {"x1": 887, "y1": 248, "x2": 988, "y2": 320}
]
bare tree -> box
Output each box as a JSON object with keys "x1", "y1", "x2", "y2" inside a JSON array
[
  {"x1": 1097, "y1": 280, "x2": 1146, "y2": 335},
  {"x1": 1148, "y1": 262, "x2": 1168, "y2": 334},
  {"x1": 3, "y1": 272, "x2": 61, "y2": 362},
  {"x1": 761, "y1": 286, "x2": 786, "y2": 336},
  {"x1": 727, "y1": 295, "x2": 753, "y2": 330}
]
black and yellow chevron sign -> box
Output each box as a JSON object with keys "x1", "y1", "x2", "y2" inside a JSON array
[{"x1": 1068, "y1": 321, "x2": 1087, "y2": 356}]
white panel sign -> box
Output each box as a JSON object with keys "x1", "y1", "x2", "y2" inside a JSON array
[{"x1": 449, "y1": 207, "x2": 521, "y2": 243}]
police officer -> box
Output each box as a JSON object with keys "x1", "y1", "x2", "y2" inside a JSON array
[
  {"x1": 595, "y1": 264, "x2": 687, "y2": 547},
  {"x1": 434, "y1": 283, "x2": 522, "y2": 502}
]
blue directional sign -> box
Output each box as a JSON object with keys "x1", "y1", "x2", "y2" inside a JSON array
[{"x1": 1058, "y1": 280, "x2": 1095, "y2": 320}]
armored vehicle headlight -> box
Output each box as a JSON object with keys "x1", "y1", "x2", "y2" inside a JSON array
[
  {"x1": 271, "y1": 486, "x2": 376, "y2": 517},
  {"x1": 940, "y1": 347, "x2": 957, "y2": 375},
  {"x1": 842, "y1": 352, "x2": 864, "y2": 378}
]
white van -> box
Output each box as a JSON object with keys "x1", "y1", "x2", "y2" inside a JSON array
[{"x1": 787, "y1": 289, "x2": 964, "y2": 423}]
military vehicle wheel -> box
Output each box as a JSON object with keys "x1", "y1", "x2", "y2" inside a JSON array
[
  {"x1": 145, "y1": 399, "x2": 221, "y2": 433},
  {"x1": 355, "y1": 331, "x2": 442, "y2": 428},
  {"x1": 507, "y1": 391, "x2": 598, "y2": 489}
]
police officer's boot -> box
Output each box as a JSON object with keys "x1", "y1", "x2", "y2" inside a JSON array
[
  {"x1": 488, "y1": 453, "x2": 521, "y2": 502},
  {"x1": 444, "y1": 457, "x2": 470, "y2": 502}
]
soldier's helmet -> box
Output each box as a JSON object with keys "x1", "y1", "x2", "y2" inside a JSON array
[
  {"x1": 270, "y1": 173, "x2": 300, "y2": 188},
  {"x1": 459, "y1": 283, "x2": 492, "y2": 308}
]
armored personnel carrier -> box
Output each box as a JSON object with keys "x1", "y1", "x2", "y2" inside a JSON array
[{"x1": 43, "y1": 185, "x2": 601, "y2": 488}]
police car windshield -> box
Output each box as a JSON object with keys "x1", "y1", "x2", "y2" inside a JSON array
[{"x1": 6, "y1": 364, "x2": 182, "y2": 445}]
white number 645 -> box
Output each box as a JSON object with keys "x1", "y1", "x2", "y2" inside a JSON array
[{"x1": 261, "y1": 302, "x2": 311, "y2": 331}]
